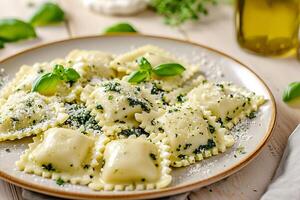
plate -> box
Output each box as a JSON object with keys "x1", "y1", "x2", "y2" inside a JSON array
[{"x1": 0, "y1": 35, "x2": 276, "y2": 200}]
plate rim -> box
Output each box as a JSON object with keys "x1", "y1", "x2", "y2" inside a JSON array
[{"x1": 0, "y1": 34, "x2": 277, "y2": 200}]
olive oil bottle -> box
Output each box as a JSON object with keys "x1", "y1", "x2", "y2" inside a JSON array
[{"x1": 236, "y1": 0, "x2": 299, "y2": 57}]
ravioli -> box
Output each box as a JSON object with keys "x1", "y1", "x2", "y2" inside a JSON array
[
  {"x1": 187, "y1": 82, "x2": 265, "y2": 129},
  {"x1": 86, "y1": 79, "x2": 156, "y2": 135},
  {"x1": 0, "y1": 46, "x2": 267, "y2": 191},
  {"x1": 16, "y1": 128, "x2": 96, "y2": 185},
  {"x1": 137, "y1": 104, "x2": 234, "y2": 167},
  {"x1": 110, "y1": 45, "x2": 201, "y2": 91},
  {"x1": 89, "y1": 136, "x2": 172, "y2": 191},
  {"x1": 66, "y1": 50, "x2": 116, "y2": 80},
  {"x1": 0, "y1": 91, "x2": 68, "y2": 141}
]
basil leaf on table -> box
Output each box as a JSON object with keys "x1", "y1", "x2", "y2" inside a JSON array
[
  {"x1": 32, "y1": 73, "x2": 60, "y2": 96},
  {"x1": 283, "y1": 82, "x2": 300, "y2": 102},
  {"x1": 152, "y1": 63, "x2": 185, "y2": 76},
  {"x1": 104, "y1": 23, "x2": 137, "y2": 33},
  {"x1": 128, "y1": 70, "x2": 149, "y2": 83},
  {"x1": 30, "y1": 2, "x2": 65, "y2": 26},
  {"x1": 0, "y1": 19, "x2": 36, "y2": 42},
  {"x1": 0, "y1": 40, "x2": 4, "y2": 49}
]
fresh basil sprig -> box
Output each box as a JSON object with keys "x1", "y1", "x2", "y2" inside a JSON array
[
  {"x1": 104, "y1": 23, "x2": 138, "y2": 34},
  {"x1": 128, "y1": 57, "x2": 185, "y2": 83},
  {"x1": 282, "y1": 82, "x2": 300, "y2": 102},
  {"x1": 0, "y1": 19, "x2": 37, "y2": 42},
  {"x1": 30, "y1": 2, "x2": 65, "y2": 26},
  {"x1": 32, "y1": 64, "x2": 80, "y2": 96},
  {"x1": 153, "y1": 63, "x2": 185, "y2": 76}
]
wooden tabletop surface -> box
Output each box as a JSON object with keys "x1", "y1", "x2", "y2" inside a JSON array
[{"x1": 0, "y1": 1, "x2": 300, "y2": 199}]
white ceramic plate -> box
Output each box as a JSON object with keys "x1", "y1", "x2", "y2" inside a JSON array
[{"x1": 0, "y1": 35, "x2": 276, "y2": 200}]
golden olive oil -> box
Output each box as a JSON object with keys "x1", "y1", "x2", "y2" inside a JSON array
[{"x1": 236, "y1": 0, "x2": 299, "y2": 57}]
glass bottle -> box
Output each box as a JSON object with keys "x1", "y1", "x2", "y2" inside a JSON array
[{"x1": 236, "y1": 0, "x2": 299, "y2": 57}]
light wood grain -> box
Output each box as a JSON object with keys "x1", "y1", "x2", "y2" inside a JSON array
[{"x1": 0, "y1": 1, "x2": 299, "y2": 200}]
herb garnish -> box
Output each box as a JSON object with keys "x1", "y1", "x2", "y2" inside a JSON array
[
  {"x1": 127, "y1": 97, "x2": 150, "y2": 112},
  {"x1": 42, "y1": 163, "x2": 55, "y2": 171},
  {"x1": 32, "y1": 64, "x2": 80, "y2": 96},
  {"x1": 208, "y1": 125, "x2": 215, "y2": 133},
  {"x1": 128, "y1": 57, "x2": 185, "y2": 84},
  {"x1": 150, "y1": 0, "x2": 217, "y2": 26},
  {"x1": 193, "y1": 139, "x2": 216, "y2": 154},
  {"x1": 119, "y1": 127, "x2": 150, "y2": 137},
  {"x1": 149, "y1": 153, "x2": 157, "y2": 160},
  {"x1": 104, "y1": 22, "x2": 137, "y2": 33},
  {"x1": 247, "y1": 111, "x2": 256, "y2": 119},
  {"x1": 283, "y1": 82, "x2": 300, "y2": 102},
  {"x1": 103, "y1": 82, "x2": 121, "y2": 93},
  {"x1": 64, "y1": 103, "x2": 101, "y2": 131},
  {"x1": 56, "y1": 178, "x2": 65, "y2": 186},
  {"x1": 0, "y1": 19, "x2": 36, "y2": 42},
  {"x1": 30, "y1": 2, "x2": 65, "y2": 26}
]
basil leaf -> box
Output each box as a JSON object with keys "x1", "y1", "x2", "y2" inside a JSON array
[
  {"x1": 128, "y1": 71, "x2": 148, "y2": 83},
  {"x1": 64, "y1": 68, "x2": 80, "y2": 82},
  {"x1": 104, "y1": 23, "x2": 137, "y2": 33},
  {"x1": 53, "y1": 64, "x2": 65, "y2": 79},
  {"x1": 152, "y1": 63, "x2": 185, "y2": 76},
  {"x1": 283, "y1": 82, "x2": 300, "y2": 102},
  {"x1": 138, "y1": 57, "x2": 152, "y2": 72},
  {"x1": 0, "y1": 19, "x2": 37, "y2": 42},
  {"x1": 30, "y1": 2, "x2": 65, "y2": 26},
  {"x1": 0, "y1": 40, "x2": 4, "y2": 49},
  {"x1": 32, "y1": 73, "x2": 60, "y2": 96}
]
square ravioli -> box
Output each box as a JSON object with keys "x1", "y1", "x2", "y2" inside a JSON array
[
  {"x1": 16, "y1": 128, "x2": 96, "y2": 185},
  {"x1": 187, "y1": 81, "x2": 265, "y2": 129},
  {"x1": 85, "y1": 79, "x2": 157, "y2": 135},
  {"x1": 137, "y1": 104, "x2": 234, "y2": 167},
  {"x1": 0, "y1": 91, "x2": 68, "y2": 141},
  {"x1": 89, "y1": 137, "x2": 172, "y2": 191}
]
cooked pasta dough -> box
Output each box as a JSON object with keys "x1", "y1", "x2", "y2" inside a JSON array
[
  {"x1": 0, "y1": 91, "x2": 68, "y2": 141},
  {"x1": 0, "y1": 45, "x2": 266, "y2": 191},
  {"x1": 16, "y1": 128, "x2": 96, "y2": 185},
  {"x1": 187, "y1": 82, "x2": 265, "y2": 129},
  {"x1": 89, "y1": 136, "x2": 172, "y2": 191}
]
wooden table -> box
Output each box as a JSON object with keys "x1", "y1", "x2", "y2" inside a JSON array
[{"x1": 0, "y1": 1, "x2": 299, "y2": 199}]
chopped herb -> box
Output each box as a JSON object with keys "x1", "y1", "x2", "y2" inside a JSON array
[
  {"x1": 83, "y1": 164, "x2": 90, "y2": 169},
  {"x1": 96, "y1": 104, "x2": 103, "y2": 110},
  {"x1": 151, "y1": 83, "x2": 164, "y2": 95},
  {"x1": 141, "y1": 178, "x2": 146, "y2": 182},
  {"x1": 178, "y1": 154, "x2": 186, "y2": 159},
  {"x1": 158, "y1": 127, "x2": 164, "y2": 132},
  {"x1": 127, "y1": 97, "x2": 150, "y2": 112},
  {"x1": 42, "y1": 163, "x2": 55, "y2": 171},
  {"x1": 208, "y1": 125, "x2": 215, "y2": 133},
  {"x1": 108, "y1": 95, "x2": 113, "y2": 100},
  {"x1": 5, "y1": 148, "x2": 10, "y2": 153},
  {"x1": 216, "y1": 118, "x2": 223, "y2": 126},
  {"x1": 149, "y1": 153, "x2": 157, "y2": 160},
  {"x1": 193, "y1": 139, "x2": 216, "y2": 154},
  {"x1": 56, "y1": 178, "x2": 65, "y2": 186},
  {"x1": 248, "y1": 112, "x2": 256, "y2": 119},
  {"x1": 177, "y1": 94, "x2": 186, "y2": 103},
  {"x1": 103, "y1": 82, "x2": 121, "y2": 93},
  {"x1": 119, "y1": 127, "x2": 149, "y2": 137},
  {"x1": 64, "y1": 103, "x2": 101, "y2": 131},
  {"x1": 226, "y1": 116, "x2": 232, "y2": 122},
  {"x1": 183, "y1": 143, "x2": 192, "y2": 150}
]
